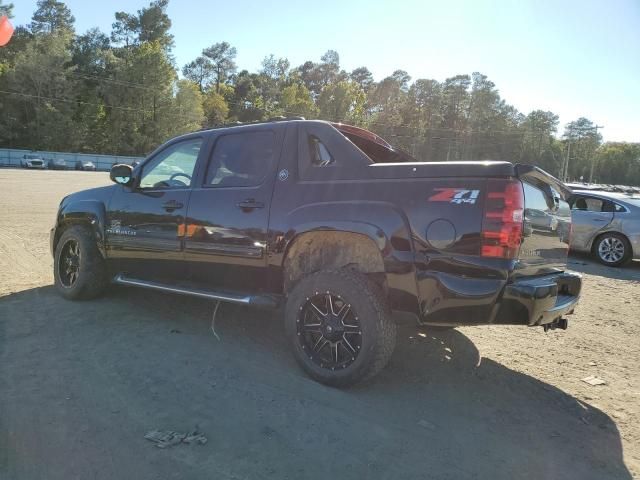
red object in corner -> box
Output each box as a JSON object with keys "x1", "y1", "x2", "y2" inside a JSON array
[{"x1": 0, "y1": 16, "x2": 14, "y2": 47}]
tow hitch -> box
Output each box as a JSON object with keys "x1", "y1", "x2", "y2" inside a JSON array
[{"x1": 543, "y1": 317, "x2": 568, "y2": 332}]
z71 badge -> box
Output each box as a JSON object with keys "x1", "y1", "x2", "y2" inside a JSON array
[{"x1": 428, "y1": 188, "x2": 480, "y2": 205}]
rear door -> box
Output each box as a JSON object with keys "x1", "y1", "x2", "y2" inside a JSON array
[
  {"x1": 569, "y1": 195, "x2": 614, "y2": 250},
  {"x1": 184, "y1": 126, "x2": 283, "y2": 292},
  {"x1": 516, "y1": 169, "x2": 572, "y2": 276}
]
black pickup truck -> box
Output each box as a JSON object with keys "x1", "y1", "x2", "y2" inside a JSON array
[{"x1": 51, "y1": 119, "x2": 581, "y2": 386}]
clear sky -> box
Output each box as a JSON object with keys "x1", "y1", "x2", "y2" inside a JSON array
[{"x1": 11, "y1": 0, "x2": 640, "y2": 142}]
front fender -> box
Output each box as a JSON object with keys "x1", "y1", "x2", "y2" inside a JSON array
[{"x1": 52, "y1": 200, "x2": 107, "y2": 258}]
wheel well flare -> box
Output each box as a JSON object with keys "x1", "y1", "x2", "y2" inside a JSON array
[{"x1": 283, "y1": 231, "x2": 385, "y2": 292}]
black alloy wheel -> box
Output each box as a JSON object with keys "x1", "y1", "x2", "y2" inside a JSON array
[
  {"x1": 54, "y1": 225, "x2": 108, "y2": 300},
  {"x1": 285, "y1": 269, "x2": 396, "y2": 387},
  {"x1": 58, "y1": 239, "x2": 81, "y2": 287},
  {"x1": 297, "y1": 292, "x2": 362, "y2": 370}
]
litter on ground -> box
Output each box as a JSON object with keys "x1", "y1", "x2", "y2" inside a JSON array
[
  {"x1": 144, "y1": 429, "x2": 208, "y2": 448},
  {"x1": 581, "y1": 375, "x2": 606, "y2": 386}
]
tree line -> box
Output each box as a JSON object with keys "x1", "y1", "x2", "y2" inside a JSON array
[{"x1": 1, "y1": 0, "x2": 638, "y2": 184}]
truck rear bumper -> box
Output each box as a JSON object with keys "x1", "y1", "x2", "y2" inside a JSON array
[{"x1": 495, "y1": 272, "x2": 582, "y2": 326}]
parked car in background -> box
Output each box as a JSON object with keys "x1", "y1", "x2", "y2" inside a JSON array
[
  {"x1": 567, "y1": 182, "x2": 640, "y2": 195},
  {"x1": 524, "y1": 208, "x2": 558, "y2": 231},
  {"x1": 21, "y1": 153, "x2": 47, "y2": 169},
  {"x1": 569, "y1": 190, "x2": 640, "y2": 266},
  {"x1": 48, "y1": 158, "x2": 68, "y2": 170},
  {"x1": 75, "y1": 160, "x2": 96, "y2": 171}
]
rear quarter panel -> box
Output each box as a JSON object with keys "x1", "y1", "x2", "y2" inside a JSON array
[{"x1": 268, "y1": 161, "x2": 500, "y2": 318}]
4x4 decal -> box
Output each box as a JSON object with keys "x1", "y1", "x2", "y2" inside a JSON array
[{"x1": 429, "y1": 188, "x2": 480, "y2": 205}]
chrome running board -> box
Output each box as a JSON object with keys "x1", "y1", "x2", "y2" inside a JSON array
[{"x1": 113, "y1": 274, "x2": 280, "y2": 309}]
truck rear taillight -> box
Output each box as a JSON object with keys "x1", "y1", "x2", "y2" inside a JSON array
[{"x1": 481, "y1": 179, "x2": 524, "y2": 259}]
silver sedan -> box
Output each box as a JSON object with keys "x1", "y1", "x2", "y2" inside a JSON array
[{"x1": 569, "y1": 190, "x2": 640, "y2": 266}]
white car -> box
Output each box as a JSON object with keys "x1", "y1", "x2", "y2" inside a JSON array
[{"x1": 21, "y1": 154, "x2": 47, "y2": 169}]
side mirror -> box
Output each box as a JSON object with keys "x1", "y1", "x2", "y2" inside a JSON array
[{"x1": 110, "y1": 164, "x2": 134, "y2": 186}]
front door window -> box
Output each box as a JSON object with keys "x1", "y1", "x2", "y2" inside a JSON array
[{"x1": 139, "y1": 139, "x2": 202, "y2": 189}]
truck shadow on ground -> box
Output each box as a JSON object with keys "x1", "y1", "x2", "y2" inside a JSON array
[
  {"x1": 0, "y1": 285, "x2": 633, "y2": 480},
  {"x1": 568, "y1": 253, "x2": 640, "y2": 282}
]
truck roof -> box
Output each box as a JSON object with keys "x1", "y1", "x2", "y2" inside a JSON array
[{"x1": 172, "y1": 118, "x2": 528, "y2": 180}]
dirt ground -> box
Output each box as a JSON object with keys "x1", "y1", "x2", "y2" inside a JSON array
[{"x1": 0, "y1": 168, "x2": 638, "y2": 480}]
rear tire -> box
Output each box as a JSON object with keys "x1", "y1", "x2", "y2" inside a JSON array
[
  {"x1": 285, "y1": 269, "x2": 396, "y2": 387},
  {"x1": 593, "y1": 233, "x2": 631, "y2": 267},
  {"x1": 54, "y1": 225, "x2": 108, "y2": 300}
]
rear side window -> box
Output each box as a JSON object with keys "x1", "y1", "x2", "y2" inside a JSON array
[
  {"x1": 602, "y1": 201, "x2": 616, "y2": 213},
  {"x1": 297, "y1": 123, "x2": 373, "y2": 181},
  {"x1": 206, "y1": 131, "x2": 275, "y2": 187},
  {"x1": 572, "y1": 196, "x2": 604, "y2": 212},
  {"x1": 614, "y1": 203, "x2": 627, "y2": 213},
  {"x1": 308, "y1": 135, "x2": 334, "y2": 167}
]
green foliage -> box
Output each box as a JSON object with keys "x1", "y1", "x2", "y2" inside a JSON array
[
  {"x1": 519, "y1": 110, "x2": 560, "y2": 173},
  {"x1": 2, "y1": 32, "x2": 75, "y2": 150},
  {"x1": 593, "y1": 143, "x2": 640, "y2": 185},
  {"x1": 182, "y1": 56, "x2": 214, "y2": 92},
  {"x1": 172, "y1": 79, "x2": 205, "y2": 133},
  {"x1": 318, "y1": 81, "x2": 365, "y2": 124},
  {"x1": 111, "y1": 11, "x2": 138, "y2": 48},
  {"x1": 101, "y1": 40, "x2": 177, "y2": 154},
  {"x1": 137, "y1": 0, "x2": 173, "y2": 48},
  {"x1": 111, "y1": 0, "x2": 173, "y2": 51},
  {"x1": 202, "y1": 90, "x2": 229, "y2": 127},
  {"x1": 280, "y1": 83, "x2": 318, "y2": 119},
  {"x1": 261, "y1": 54, "x2": 290, "y2": 81},
  {"x1": 290, "y1": 50, "x2": 348, "y2": 98},
  {"x1": 227, "y1": 70, "x2": 266, "y2": 122},
  {"x1": 0, "y1": 1, "x2": 14, "y2": 19},
  {"x1": 72, "y1": 28, "x2": 109, "y2": 75},
  {"x1": 30, "y1": 0, "x2": 75, "y2": 34},
  {"x1": 202, "y1": 41, "x2": 237, "y2": 93},
  {"x1": 0, "y1": 0, "x2": 636, "y2": 185},
  {"x1": 562, "y1": 117, "x2": 603, "y2": 181},
  {"x1": 350, "y1": 67, "x2": 374, "y2": 93}
]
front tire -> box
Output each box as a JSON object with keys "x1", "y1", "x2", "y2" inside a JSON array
[
  {"x1": 285, "y1": 269, "x2": 396, "y2": 387},
  {"x1": 594, "y1": 233, "x2": 631, "y2": 267},
  {"x1": 54, "y1": 225, "x2": 108, "y2": 300}
]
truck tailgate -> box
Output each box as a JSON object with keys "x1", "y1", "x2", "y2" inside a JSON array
[{"x1": 515, "y1": 165, "x2": 571, "y2": 277}]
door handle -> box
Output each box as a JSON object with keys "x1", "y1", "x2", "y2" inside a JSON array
[
  {"x1": 237, "y1": 199, "x2": 264, "y2": 210},
  {"x1": 162, "y1": 200, "x2": 184, "y2": 211}
]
